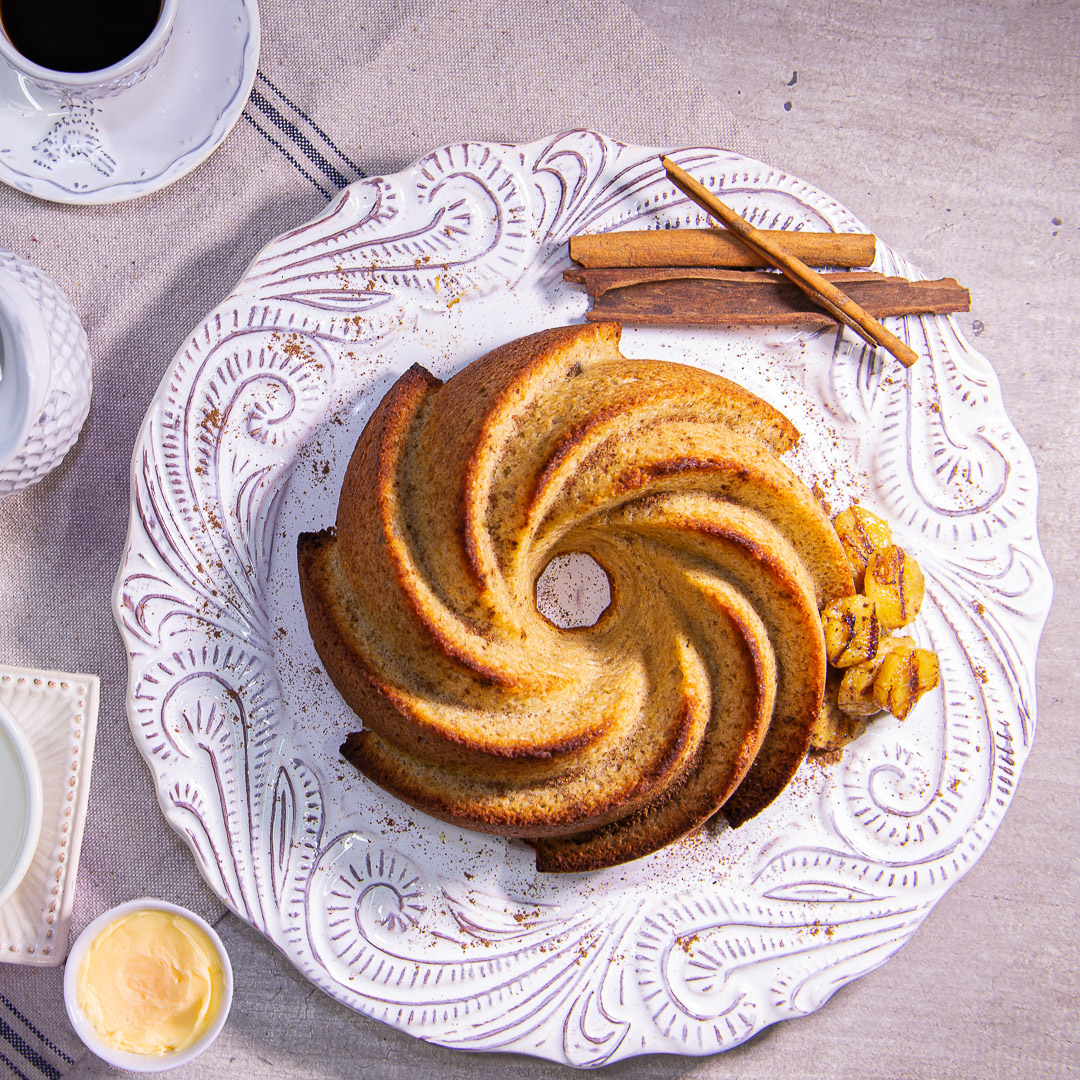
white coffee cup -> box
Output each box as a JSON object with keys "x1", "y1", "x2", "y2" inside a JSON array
[{"x1": 0, "y1": 0, "x2": 178, "y2": 99}]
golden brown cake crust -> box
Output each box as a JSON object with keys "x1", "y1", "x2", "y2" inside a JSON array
[{"x1": 297, "y1": 322, "x2": 853, "y2": 870}]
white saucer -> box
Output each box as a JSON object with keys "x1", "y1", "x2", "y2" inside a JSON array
[
  {"x1": 0, "y1": 700, "x2": 42, "y2": 909},
  {"x1": 0, "y1": 0, "x2": 260, "y2": 204}
]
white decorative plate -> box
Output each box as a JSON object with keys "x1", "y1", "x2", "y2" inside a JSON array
[
  {"x1": 0, "y1": 665, "x2": 99, "y2": 965},
  {"x1": 0, "y1": 700, "x2": 42, "y2": 908},
  {"x1": 0, "y1": 0, "x2": 259, "y2": 205},
  {"x1": 114, "y1": 131, "x2": 1052, "y2": 1066}
]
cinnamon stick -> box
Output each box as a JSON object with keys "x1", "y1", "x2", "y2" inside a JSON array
[
  {"x1": 566, "y1": 267, "x2": 889, "y2": 293},
  {"x1": 569, "y1": 229, "x2": 877, "y2": 270},
  {"x1": 565, "y1": 269, "x2": 970, "y2": 327},
  {"x1": 660, "y1": 156, "x2": 919, "y2": 367}
]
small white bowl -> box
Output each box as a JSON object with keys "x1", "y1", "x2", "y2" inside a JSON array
[
  {"x1": 64, "y1": 899, "x2": 233, "y2": 1072},
  {"x1": 0, "y1": 699, "x2": 43, "y2": 908}
]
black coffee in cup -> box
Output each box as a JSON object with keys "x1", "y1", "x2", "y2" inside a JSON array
[{"x1": 0, "y1": 0, "x2": 162, "y2": 74}]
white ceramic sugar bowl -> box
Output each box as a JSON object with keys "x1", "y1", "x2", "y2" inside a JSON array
[{"x1": 0, "y1": 251, "x2": 92, "y2": 496}]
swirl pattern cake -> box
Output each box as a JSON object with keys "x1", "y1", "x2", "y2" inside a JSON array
[{"x1": 298, "y1": 323, "x2": 853, "y2": 872}]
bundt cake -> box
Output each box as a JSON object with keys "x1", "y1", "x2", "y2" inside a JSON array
[{"x1": 298, "y1": 322, "x2": 854, "y2": 872}]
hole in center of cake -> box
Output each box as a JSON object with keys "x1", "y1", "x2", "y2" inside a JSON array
[{"x1": 535, "y1": 553, "x2": 612, "y2": 629}]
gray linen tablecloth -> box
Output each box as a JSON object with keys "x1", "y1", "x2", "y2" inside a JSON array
[{"x1": 1, "y1": 0, "x2": 1076, "y2": 1077}]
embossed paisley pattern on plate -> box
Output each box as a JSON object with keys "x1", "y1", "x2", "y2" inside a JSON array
[{"x1": 114, "y1": 131, "x2": 1051, "y2": 1066}]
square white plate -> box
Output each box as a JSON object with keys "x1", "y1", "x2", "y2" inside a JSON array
[{"x1": 0, "y1": 665, "x2": 98, "y2": 966}]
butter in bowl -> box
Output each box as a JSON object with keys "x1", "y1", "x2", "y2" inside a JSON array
[{"x1": 64, "y1": 899, "x2": 232, "y2": 1071}]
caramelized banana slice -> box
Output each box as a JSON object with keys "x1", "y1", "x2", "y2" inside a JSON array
[
  {"x1": 811, "y1": 670, "x2": 872, "y2": 750},
  {"x1": 864, "y1": 545, "x2": 925, "y2": 629},
  {"x1": 873, "y1": 645, "x2": 940, "y2": 720},
  {"x1": 838, "y1": 635, "x2": 915, "y2": 715},
  {"x1": 821, "y1": 594, "x2": 880, "y2": 667},
  {"x1": 834, "y1": 505, "x2": 893, "y2": 589}
]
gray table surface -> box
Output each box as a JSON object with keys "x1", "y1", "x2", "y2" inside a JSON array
[{"x1": 4, "y1": 0, "x2": 1078, "y2": 1077}]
